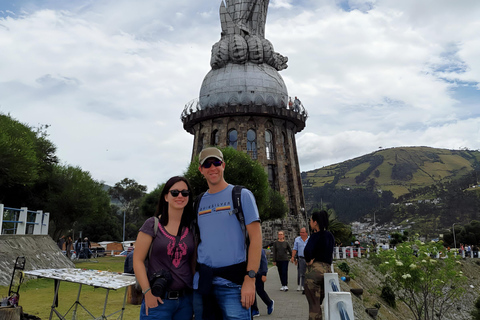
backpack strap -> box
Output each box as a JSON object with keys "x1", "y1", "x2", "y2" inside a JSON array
[
  {"x1": 147, "y1": 216, "x2": 159, "y2": 263},
  {"x1": 232, "y1": 185, "x2": 249, "y2": 251}
]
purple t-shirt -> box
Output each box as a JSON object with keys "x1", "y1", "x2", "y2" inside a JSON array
[{"x1": 139, "y1": 217, "x2": 194, "y2": 291}]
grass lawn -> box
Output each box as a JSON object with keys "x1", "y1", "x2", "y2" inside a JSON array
[{"x1": 1, "y1": 256, "x2": 141, "y2": 319}]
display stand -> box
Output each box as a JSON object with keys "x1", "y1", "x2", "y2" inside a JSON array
[{"x1": 24, "y1": 268, "x2": 136, "y2": 320}]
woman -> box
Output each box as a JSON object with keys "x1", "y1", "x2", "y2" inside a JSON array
[
  {"x1": 304, "y1": 210, "x2": 335, "y2": 320},
  {"x1": 272, "y1": 230, "x2": 292, "y2": 291},
  {"x1": 133, "y1": 176, "x2": 196, "y2": 319}
]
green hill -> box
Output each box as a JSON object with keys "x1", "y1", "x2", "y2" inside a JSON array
[{"x1": 302, "y1": 146, "x2": 480, "y2": 198}]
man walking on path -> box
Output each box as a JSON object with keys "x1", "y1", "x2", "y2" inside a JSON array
[
  {"x1": 291, "y1": 227, "x2": 309, "y2": 293},
  {"x1": 193, "y1": 147, "x2": 262, "y2": 320}
]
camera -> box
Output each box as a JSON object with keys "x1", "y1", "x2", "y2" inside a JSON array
[{"x1": 150, "y1": 269, "x2": 173, "y2": 297}]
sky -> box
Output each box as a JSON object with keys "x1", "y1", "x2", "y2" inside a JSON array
[{"x1": 1, "y1": 0, "x2": 480, "y2": 192}]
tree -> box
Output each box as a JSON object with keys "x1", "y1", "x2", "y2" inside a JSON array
[
  {"x1": 377, "y1": 239, "x2": 467, "y2": 320},
  {"x1": 140, "y1": 184, "x2": 164, "y2": 218},
  {"x1": 108, "y1": 178, "x2": 147, "y2": 240},
  {"x1": 262, "y1": 188, "x2": 288, "y2": 221},
  {"x1": 184, "y1": 147, "x2": 273, "y2": 220},
  {"x1": 45, "y1": 164, "x2": 111, "y2": 241}
]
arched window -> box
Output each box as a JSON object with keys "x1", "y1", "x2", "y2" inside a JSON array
[
  {"x1": 228, "y1": 129, "x2": 238, "y2": 149},
  {"x1": 247, "y1": 129, "x2": 257, "y2": 159},
  {"x1": 265, "y1": 130, "x2": 274, "y2": 160},
  {"x1": 211, "y1": 130, "x2": 219, "y2": 146}
]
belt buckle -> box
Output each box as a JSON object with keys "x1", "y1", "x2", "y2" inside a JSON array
[{"x1": 167, "y1": 291, "x2": 179, "y2": 299}]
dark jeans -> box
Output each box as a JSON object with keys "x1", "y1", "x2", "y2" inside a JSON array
[
  {"x1": 276, "y1": 260, "x2": 289, "y2": 286},
  {"x1": 251, "y1": 275, "x2": 272, "y2": 312}
]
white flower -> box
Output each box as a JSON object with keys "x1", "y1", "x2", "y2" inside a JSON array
[
  {"x1": 396, "y1": 261, "x2": 404, "y2": 266},
  {"x1": 430, "y1": 260, "x2": 437, "y2": 264},
  {"x1": 409, "y1": 264, "x2": 416, "y2": 269},
  {"x1": 422, "y1": 260, "x2": 427, "y2": 263},
  {"x1": 402, "y1": 274, "x2": 412, "y2": 279},
  {"x1": 384, "y1": 262, "x2": 389, "y2": 264}
]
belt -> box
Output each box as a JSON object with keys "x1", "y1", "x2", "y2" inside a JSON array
[
  {"x1": 163, "y1": 288, "x2": 192, "y2": 300},
  {"x1": 298, "y1": 256, "x2": 305, "y2": 259}
]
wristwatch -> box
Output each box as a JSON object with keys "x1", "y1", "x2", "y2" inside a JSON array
[{"x1": 246, "y1": 270, "x2": 256, "y2": 278}]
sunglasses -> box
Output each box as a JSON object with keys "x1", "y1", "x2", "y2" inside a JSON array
[
  {"x1": 202, "y1": 160, "x2": 223, "y2": 168},
  {"x1": 169, "y1": 189, "x2": 190, "y2": 197}
]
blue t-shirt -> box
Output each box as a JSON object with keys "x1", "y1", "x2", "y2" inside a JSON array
[
  {"x1": 194, "y1": 184, "x2": 260, "y2": 287},
  {"x1": 293, "y1": 236, "x2": 309, "y2": 257}
]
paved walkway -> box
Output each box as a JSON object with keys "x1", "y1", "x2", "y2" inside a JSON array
[{"x1": 255, "y1": 262, "x2": 308, "y2": 319}]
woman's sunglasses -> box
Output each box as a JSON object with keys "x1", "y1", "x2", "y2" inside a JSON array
[
  {"x1": 202, "y1": 160, "x2": 223, "y2": 168},
  {"x1": 169, "y1": 189, "x2": 190, "y2": 197}
]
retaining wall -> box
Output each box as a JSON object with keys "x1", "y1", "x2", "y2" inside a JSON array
[{"x1": 0, "y1": 235, "x2": 74, "y2": 287}]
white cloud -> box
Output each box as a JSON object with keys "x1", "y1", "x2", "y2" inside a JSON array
[{"x1": 1, "y1": 0, "x2": 480, "y2": 191}]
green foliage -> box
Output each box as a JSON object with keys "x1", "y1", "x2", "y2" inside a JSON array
[
  {"x1": 377, "y1": 239, "x2": 467, "y2": 320},
  {"x1": 389, "y1": 231, "x2": 408, "y2": 246},
  {"x1": 337, "y1": 262, "x2": 350, "y2": 274},
  {"x1": 108, "y1": 178, "x2": 147, "y2": 240},
  {"x1": 380, "y1": 285, "x2": 396, "y2": 308},
  {"x1": 262, "y1": 188, "x2": 288, "y2": 221},
  {"x1": 184, "y1": 147, "x2": 272, "y2": 220},
  {"x1": 140, "y1": 184, "x2": 164, "y2": 218},
  {"x1": 45, "y1": 164, "x2": 112, "y2": 241}
]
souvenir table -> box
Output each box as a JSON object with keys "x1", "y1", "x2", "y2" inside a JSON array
[{"x1": 24, "y1": 268, "x2": 136, "y2": 320}]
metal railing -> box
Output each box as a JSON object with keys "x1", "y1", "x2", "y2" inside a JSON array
[
  {"x1": 0, "y1": 204, "x2": 49, "y2": 235},
  {"x1": 180, "y1": 96, "x2": 308, "y2": 121}
]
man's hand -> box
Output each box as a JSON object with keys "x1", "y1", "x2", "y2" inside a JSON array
[
  {"x1": 262, "y1": 275, "x2": 267, "y2": 283},
  {"x1": 241, "y1": 276, "x2": 256, "y2": 309}
]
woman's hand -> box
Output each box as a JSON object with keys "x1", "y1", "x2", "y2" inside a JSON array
[
  {"x1": 307, "y1": 258, "x2": 315, "y2": 266},
  {"x1": 144, "y1": 291, "x2": 164, "y2": 315}
]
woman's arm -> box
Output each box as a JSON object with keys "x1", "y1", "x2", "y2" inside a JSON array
[{"x1": 133, "y1": 231, "x2": 162, "y2": 315}]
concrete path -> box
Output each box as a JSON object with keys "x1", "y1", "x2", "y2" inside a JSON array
[{"x1": 254, "y1": 262, "x2": 308, "y2": 319}]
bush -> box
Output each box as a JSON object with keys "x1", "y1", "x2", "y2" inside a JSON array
[
  {"x1": 381, "y1": 285, "x2": 396, "y2": 308},
  {"x1": 338, "y1": 262, "x2": 350, "y2": 274}
]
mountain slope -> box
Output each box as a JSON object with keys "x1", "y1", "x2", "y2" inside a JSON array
[{"x1": 302, "y1": 146, "x2": 480, "y2": 198}]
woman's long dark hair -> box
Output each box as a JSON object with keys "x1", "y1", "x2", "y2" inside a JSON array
[
  {"x1": 154, "y1": 176, "x2": 195, "y2": 233},
  {"x1": 311, "y1": 210, "x2": 329, "y2": 233}
]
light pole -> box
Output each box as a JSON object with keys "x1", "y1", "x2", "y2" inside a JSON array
[{"x1": 452, "y1": 223, "x2": 457, "y2": 251}]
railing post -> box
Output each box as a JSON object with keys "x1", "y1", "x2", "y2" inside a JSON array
[
  {"x1": 357, "y1": 247, "x2": 361, "y2": 258},
  {"x1": 0, "y1": 204, "x2": 4, "y2": 234},
  {"x1": 34, "y1": 210, "x2": 43, "y2": 235},
  {"x1": 42, "y1": 212, "x2": 50, "y2": 235},
  {"x1": 17, "y1": 207, "x2": 28, "y2": 235},
  {"x1": 328, "y1": 293, "x2": 355, "y2": 320},
  {"x1": 323, "y1": 273, "x2": 339, "y2": 318},
  {"x1": 335, "y1": 247, "x2": 340, "y2": 259}
]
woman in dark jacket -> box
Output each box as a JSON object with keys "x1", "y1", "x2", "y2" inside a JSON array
[
  {"x1": 272, "y1": 230, "x2": 292, "y2": 291},
  {"x1": 304, "y1": 210, "x2": 335, "y2": 320}
]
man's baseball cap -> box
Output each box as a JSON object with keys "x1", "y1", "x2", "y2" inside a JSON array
[{"x1": 199, "y1": 147, "x2": 224, "y2": 165}]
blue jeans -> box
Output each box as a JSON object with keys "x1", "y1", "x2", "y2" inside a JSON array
[
  {"x1": 193, "y1": 284, "x2": 251, "y2": 320},
  {"x1": 140, "y1": 293, "x2": 193, "y2": 319}
]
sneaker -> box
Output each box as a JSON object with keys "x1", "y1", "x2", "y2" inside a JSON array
[
  {"x1": 280, "y1": 286, "x2": 285, "y2": 291},
  {"x1": 301, "y1": 286, "x2": 304, "y2": 291},
  {"x1": 297, "y1": 285, "x2": 301, "y2": 291},
  {"x1": 284, "y1": 286, "x2": 289, "y2": 291},
  {"x1": 252, "y1": 310, "x2": 260, "y2": 317},
  {"x1": 267, "y1": 300, "x2": 274, "y2": 315}
]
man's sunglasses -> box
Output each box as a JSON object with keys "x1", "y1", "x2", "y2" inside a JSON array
[
  {"x1": 169, "y1": 189, "x2": 190, "y2": 197},
  {"x1": 202, "y1": 160, "x2": 223, "y2": 168}
]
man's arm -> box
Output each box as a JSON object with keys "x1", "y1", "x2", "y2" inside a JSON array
[{"x1": 241, "y1": 221, "x2": 262, "y2": 309}]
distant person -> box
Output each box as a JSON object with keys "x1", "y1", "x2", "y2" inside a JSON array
[
  {"x1": 66, "y1": 236, "x2": 73, "y2": 258},
  {"x1": 291, "y1": 227, "x2": 309, "y2": 292},
  {"x1": 293, "y1": 96, "x2": 301, "y2": 112},
  {"x1": 272, "y1": 230, "x2": 292, "y2": 291},
  {"x1": 304, "y1": 210, "x2": 335, "y2": 320},
  {"x1": 57, "y1": 235, "x2": 65, "y2": 251},
  {"x1": 133, "y1": 176, "x2": 196, "y2": 319},
  {"x1": 251, "y1": 249, "x2": 274, "y2": 317},
  {"x1": 288, "y1": 97, "x2": 293, "y2": 109}
]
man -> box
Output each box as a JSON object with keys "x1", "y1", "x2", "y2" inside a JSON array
[
  {"x1": 193, "y1": 147, "x2": 262, "y2": 320},
  {"x1": 251, "y1": 249, "x2": 274, "y2": 317},
  {"x1": 291, "y1": 227, "x2": 309, "y2": 293}
]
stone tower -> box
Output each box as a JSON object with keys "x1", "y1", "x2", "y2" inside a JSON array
[{"x1": 181, "y1": 0, "x2": 308, "y2": 244}]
